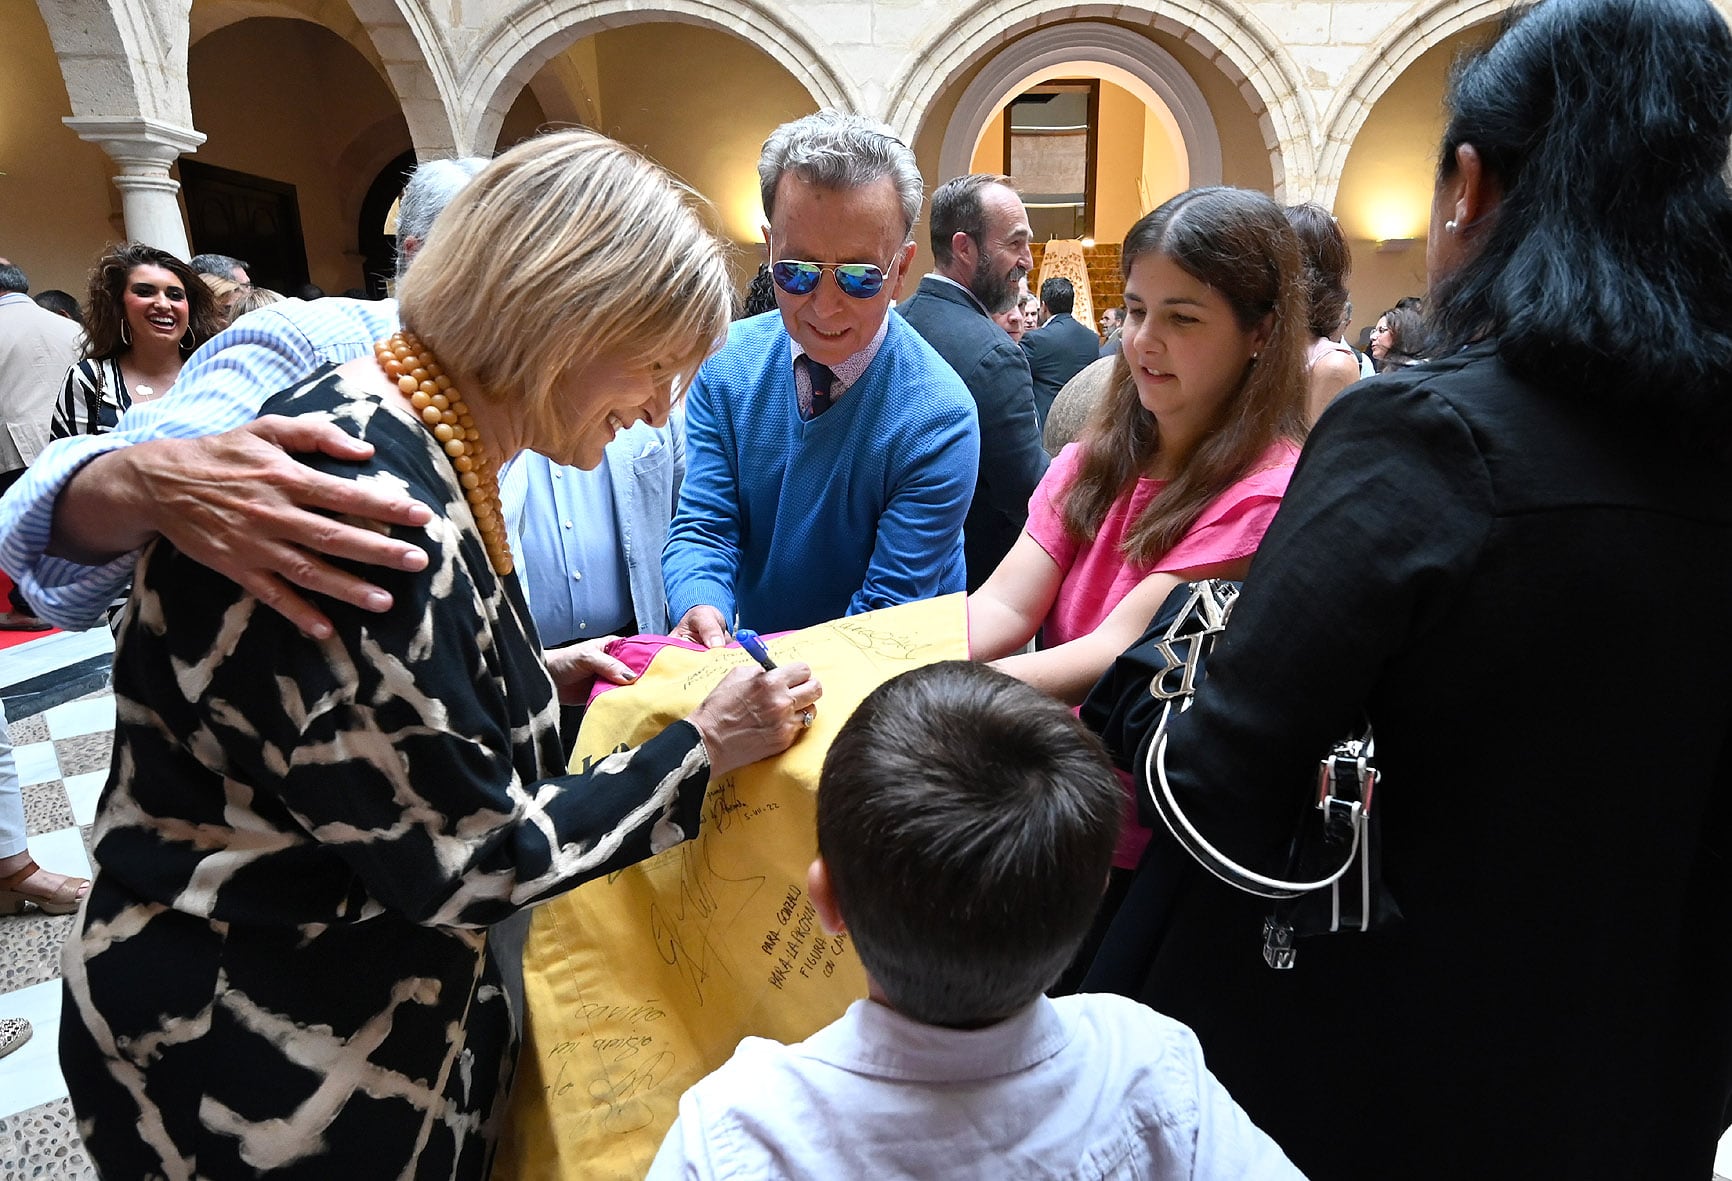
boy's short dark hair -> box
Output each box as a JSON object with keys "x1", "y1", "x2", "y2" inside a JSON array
[{"x1": 817, "y1": 661, "x2": 1122, "y2": 1028}]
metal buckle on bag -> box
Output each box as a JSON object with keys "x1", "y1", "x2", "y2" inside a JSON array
[
  {"x1": 1148, "y1": 582, "x2": 1237, "y2": 702},
  {"x1": 1318, "y1": 740, "x2": 1379, "y2": 814},
  {"x1": 1262, "y1": 916, "x2": 1296, "y2": 969}
]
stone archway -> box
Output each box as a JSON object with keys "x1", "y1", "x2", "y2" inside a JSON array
[
  {"x1": 37, "y1": 0, "x2": 191, "y2": 127},
  {"x1": 933, "y1": 22, "x2": 1221, "y2": 192},
  {"x1": 191, "y1": 0, "x2": 384, "y2": 75},
  {"x1": 188, "y1": 0, "x2": 458, "y2": 159},
  {"x1": 344, "y1": 0, "x2": 464, "y2": 159},
  {"x1": 456, "y1": 0, "x2": 859, "y2": 158},
  {"x1": 36, "y1": 0, "x2": 204, "y2": 253},
  {"x1": 885, "y1": 0, "x2": 1315, "y2": 199},
  {"x1": 1311, "y1": 0, "x2": 1512, "y2": 207}
]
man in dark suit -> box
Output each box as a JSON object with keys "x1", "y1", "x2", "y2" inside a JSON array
[
  {"x1": 895, "y1": 174, "x2": 1047, "y2": 590},
  {"x1": 1024, "y1": 277, "x2": 1103, "y2": 429}
]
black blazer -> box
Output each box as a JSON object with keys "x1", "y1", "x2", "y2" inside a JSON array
[
  {"x1": 896, "y1": 277, "x2": 1047, "y2": 590},
  {"x1": 1133, "y1": 341, "x2": 1732, "y2": 1179},
  {"x1": 1023, "y1": 312, "x2": 1103, "y2": 428}
]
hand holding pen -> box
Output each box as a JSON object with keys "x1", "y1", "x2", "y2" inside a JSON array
[
  {"x1": 686, "y1": 626, "x2": 823, "y2": 770},
  {"x1": 734, "y1": 629, "x2": 812, "y2": 728}
]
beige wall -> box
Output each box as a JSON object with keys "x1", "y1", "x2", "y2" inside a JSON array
[
  {"x1": 185, "y1": 18, "x2": 411, "y2": 294},
  {"x1": 3, "y1": 0, "x2": 1498, "y2": 317},
  {"x1": 1092, "y1": 79, "x2": 1144, "y2": 244},
  {"x1": 1141, "y1": 98, "x2": 1185, "y2": 215},
  {"x1": 1151, "y1": 26, "x2": 1271, "y2": 193},
  {"x1": 497, "y1": 88, "x2": 550, "y2": 150},
  {"x1": 966, "y1": 83, "x2": 1147, "y2": 244},
  {"x1": 969, "y1": 111, "x2": 1005, "y2": 175},
  {"x1": 1342, "y1": 240, "x2": 1428, "y2": 344},
  {"x1": 581, "y1": 22, "x2": 816, "y2": 288},
  {"x1": 0, "y1": 1, "x2": 127, "y2": 297},
  {"x1": 1334, "y1": 23, "x2": 1495, "y2": 338}
]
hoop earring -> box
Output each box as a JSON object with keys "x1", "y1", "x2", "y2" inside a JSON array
[{"x1": 120, "y1": 321, "x2": 131, "y2": 347}]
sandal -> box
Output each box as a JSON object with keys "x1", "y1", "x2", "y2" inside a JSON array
[
  {"x1": 0, "y1": 1017, "x2": 31, "y2": 1060},
  {"x1": 0, "y1": 858, "x2": 91, "y2": 915}
]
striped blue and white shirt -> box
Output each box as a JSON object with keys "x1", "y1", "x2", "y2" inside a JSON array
[{"x1": 0, "y1": 297, "x2": 400, "y2": 630}]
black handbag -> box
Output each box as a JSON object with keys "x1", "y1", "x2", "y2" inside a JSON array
[{"x1": 1080, "y1": 579, "x2": 1401, "y2": 970}]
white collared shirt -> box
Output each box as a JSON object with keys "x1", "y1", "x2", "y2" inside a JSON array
[{"x1": 647, "y1": 994, "x2": 1304, "y2": 1180}]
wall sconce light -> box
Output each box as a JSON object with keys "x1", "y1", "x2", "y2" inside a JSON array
[{"x1": 1375, "y1": 238, "x2": 1418, "y2": 253}]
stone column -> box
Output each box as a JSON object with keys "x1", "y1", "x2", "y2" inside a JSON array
[{"x1": 62, "y1": 117, "x2": 207, "y2": 259}]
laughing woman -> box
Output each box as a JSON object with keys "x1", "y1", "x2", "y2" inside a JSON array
[
  {"x1": 59, "y1": 131, "x2": 821, "y2": 1180},
  {"x1": 51, "y1": 244, "x2": 223, "y2": 438}
]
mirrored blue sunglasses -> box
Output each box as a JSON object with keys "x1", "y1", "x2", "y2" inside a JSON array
[{"x1": 770, "y1": 259, "x2": 888, "y2": 299}]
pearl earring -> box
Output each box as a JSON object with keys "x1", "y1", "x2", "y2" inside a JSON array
[{"x1": 1445, "y1": 219, "x2": 1459, "y2": 234}]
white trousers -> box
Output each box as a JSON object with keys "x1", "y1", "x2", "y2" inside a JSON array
[{"x1": 0, "y1": 698, "x2": 27, "y2": 859}]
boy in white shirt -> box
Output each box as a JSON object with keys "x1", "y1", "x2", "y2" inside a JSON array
[{"x1": 648, "y1": 660, "x2": 1303, "y2": 1180}]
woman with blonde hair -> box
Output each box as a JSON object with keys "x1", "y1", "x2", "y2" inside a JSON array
[
  {"x1": 197, "y1": 272, "x2": 243, "y2": 321},
  {"x1": 969, "y1": 185, "x2": 1308, "y2": 888},
  {"x1": 225, "y1": 281, "x2": 284, "y2": 322},
  {"x1": 60, "y1": 129, "x2": 821, "y2": 1179}
]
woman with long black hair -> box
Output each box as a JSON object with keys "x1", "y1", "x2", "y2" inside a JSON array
[{"x1": 1114, "y1": 0, "x2": 1732, "y2": 1176}]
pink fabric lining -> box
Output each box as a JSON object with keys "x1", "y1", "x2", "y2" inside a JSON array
[{"x1": 585, "y1": 633, "x2": 793, "y2": 707}]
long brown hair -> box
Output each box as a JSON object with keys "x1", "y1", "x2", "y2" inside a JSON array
[
  {"x1": 1063, "y1": 187, "x2": 1308, "y2": 565},
  {"x1": 1285, "y1": 202, "x2": 1351, "y2": 339},
  {"x1": 82, "y1": 243, "x2": 223, "y2": 362}
]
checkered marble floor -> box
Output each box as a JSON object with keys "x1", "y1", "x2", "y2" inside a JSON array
[{"x1": 1, "y1": 678, "x2": 110, "y2": 1180}]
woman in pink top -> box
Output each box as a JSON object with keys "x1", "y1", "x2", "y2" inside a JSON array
[{"x1": 969, "y1": 187, "x2": 1309, "y2": 873}]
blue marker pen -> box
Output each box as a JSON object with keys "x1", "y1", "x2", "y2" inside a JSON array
[{"x1": 734, "y1": 629, "x2": 777, "y2": 672}]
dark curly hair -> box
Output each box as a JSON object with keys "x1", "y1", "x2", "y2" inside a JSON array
[
  {"x1": 738, "y1": 262, "x2": 777, "y2": 319},
  {"x1": 1378, "y1": 304, "x2": 1426, "y2": 369},
  {"x1": 83, "y1": 243, "x2": 224, "y2": 361}
]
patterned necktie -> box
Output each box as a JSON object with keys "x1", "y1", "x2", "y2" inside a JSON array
[{"x1": 802, "y1": 356, "x2": 836, "y2": 418}]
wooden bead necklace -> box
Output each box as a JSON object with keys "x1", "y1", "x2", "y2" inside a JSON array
[{"x1": 374, "y1": 330, "x2": 514, "y2": 577}]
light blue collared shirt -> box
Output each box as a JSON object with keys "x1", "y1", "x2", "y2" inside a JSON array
[
  {"x1": 0, "y1": 297, "x2": 400, "y2": 629},
  {"x1": 648, "y1": 993, "x2": 1304, "y2": 1180},
  {"x1": 499, "y1": 450, "x2": 633, "y2": 647}
]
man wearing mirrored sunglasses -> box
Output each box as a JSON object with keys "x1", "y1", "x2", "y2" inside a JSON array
[
  {"x1": 664, "y1": 111, "x2": 980, "y2": 645},
  {"x1": 895, "y1": 174, "x2": 1047, "y2": 590}
]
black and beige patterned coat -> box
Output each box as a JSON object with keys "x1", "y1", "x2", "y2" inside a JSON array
[{"x1": 60, "y1": 372, "x2": 710, "y2": 1180}]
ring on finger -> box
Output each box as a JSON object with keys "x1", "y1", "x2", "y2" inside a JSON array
[{"x1": 798, "y1": 708, "x2": 815, "y2": 728}]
